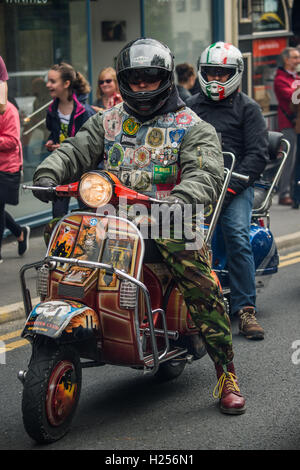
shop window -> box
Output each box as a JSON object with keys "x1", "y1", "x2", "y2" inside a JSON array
[
  {"x1": 0, "y1": 0, "x2": 88, "y2": 222},
  {"x1": 253, "y1": 36, "x2": 287, "y2": 113},
  {"x1": 252, "y1": 0, "x2": 288, "y2": 33},
  {"x1": 144, "y1": 0, "x2": 212, "y2": 65},
  {"x1": 176, "y1": 0, "x2": 186, "y2": 12},
  {"x1": 191, "y1": 0, "x2": 201, "y2": 11},
  {"x1": 239, "y1": 0, "x2": 251, "y2": 22}
]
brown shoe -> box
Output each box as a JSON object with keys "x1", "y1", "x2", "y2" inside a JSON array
[
  {"x1": 238, "y1": 307, "x2": 264, "y2": 340},
  {"x1": 279, "y1": 196, "x2": 293, "y2": 206},
  {"x1": 214, "y1": 363, "x2": 246, "y2": 415}
]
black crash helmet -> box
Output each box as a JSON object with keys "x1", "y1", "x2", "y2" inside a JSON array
[{"x1": 116, "y1": 37, "x2": 174, "y2": 116}]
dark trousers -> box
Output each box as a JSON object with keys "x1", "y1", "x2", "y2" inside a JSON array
[{"x1": 0, "y1": 202, "x2": 22, "y2": 254}]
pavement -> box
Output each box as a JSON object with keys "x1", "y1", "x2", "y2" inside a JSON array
[{"x1": 0, "y1": 199, "x2": 299, "y2": 325}]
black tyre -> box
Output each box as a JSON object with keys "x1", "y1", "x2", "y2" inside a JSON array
[
  {"x1": 154, "y1": 359, "x2": 186, "y2": 382},
  {"x1": 22, "y1": 340, "x2": 82, "y2": 444}
]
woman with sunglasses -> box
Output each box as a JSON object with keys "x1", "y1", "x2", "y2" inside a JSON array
[{"x1": 92, "y1": 67, "x2": 122, "y2": 112}]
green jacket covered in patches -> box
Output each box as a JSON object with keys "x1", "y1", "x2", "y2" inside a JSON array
[{"x1": 33, "y1": 102, "x2": 224, "y2": 207}]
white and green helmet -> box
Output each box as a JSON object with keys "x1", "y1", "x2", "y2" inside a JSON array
[{"x1": 198, "y1": 42, "x2": 244, "y2": 101}]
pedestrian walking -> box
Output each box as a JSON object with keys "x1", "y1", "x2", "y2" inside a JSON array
[
  {"x1": 0, "y1": 55, "x2": 8, "y2": 115},
  {"x1": 0, "y1": 101, "x2": 30, "y2": 263},
  {"x1": 45, "y1": 62, "x2": 95, "y2": 218},
  {"x1": 274, "y1": 47, "x2": 300, "y2": 205}
]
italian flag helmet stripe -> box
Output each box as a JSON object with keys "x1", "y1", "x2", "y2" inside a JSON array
[{"x1": 206, "y1": 43, "x2": 216, "y2": 63}]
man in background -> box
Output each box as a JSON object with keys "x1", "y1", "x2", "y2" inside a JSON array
[{"x1": 274, "y1": 47, "x2": 300, "y2": 206}]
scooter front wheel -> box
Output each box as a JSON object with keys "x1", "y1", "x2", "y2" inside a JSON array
[{"x1": 22, "y1": 341, "x2": 82, "y2": 444}]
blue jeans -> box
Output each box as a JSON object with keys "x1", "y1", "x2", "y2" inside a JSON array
[{"x1": 219, "y1": 187, "x2": 256, "y2": 314}]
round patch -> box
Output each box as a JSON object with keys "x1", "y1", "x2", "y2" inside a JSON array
[
  {"x1": 157, "y1": 113, "x2": 175, "y2": 128},
  {"x1": 123, "y1": 118, "x2": 140, "y2": 136},
  {"x1": 133, "y1": 146, "x2": 151, "y2": 168},
  {"x1": 175, "y1": 112, "x2": 192, "y2": 126},
  {"x1": 108, "y1": 143, "x2": 124, "y2": 167},
  {"x1": 146, "y1": 128, "x2": 164, "y2": 147},
  {"x1": 103, "y1": 110, "x2": 122, "y2": 140}
]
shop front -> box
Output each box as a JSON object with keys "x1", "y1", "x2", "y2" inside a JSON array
[
  {"x1": 0, "y1": 0, "x2": 218, "y2": 229},
  {"x1": 237, "y1": 0, "x2": 294, "y2": 130},
  {"x1": 1, "y1": 0, "x2": 90, "y2": 227}
]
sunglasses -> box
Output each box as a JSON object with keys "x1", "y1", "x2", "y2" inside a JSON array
[
  {"x1": 124, "y1": 68, "x2": 169, "y2": 85},
  {"x1": 203, "y1": 66, "x2": 235, "y2": 78},
  {"x1": 98, "y1": 79, "x2": 113, "y2": 85}
]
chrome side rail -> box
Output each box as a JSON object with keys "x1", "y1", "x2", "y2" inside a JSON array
[{"x1": 252, "y1": 138, "x2": 290, "y2": 217}]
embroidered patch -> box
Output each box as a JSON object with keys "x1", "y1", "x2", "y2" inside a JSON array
[
  {"x1": 124, "y1": 148, "x2": 134, "y2": 165},
  {"x1": 146, "y1": 128, "x2": 164, "y2": 147},
  {"x1": 123, "y1": 118, "x2": 140, "y2": 136},
  {"x1": 133, "y1": 146, "x2": 151, "y2": 168},
  {"x1": 120, "y1": 133, "x2": 137, "y2": 147},
  {"x1": 157, "y1": 113, "x2": 175, "y2": 128},
  {"x1": 108, "y1": 143, "x2": 124, "y2": 167},
  {"x1": 153, "y1": 164, "x2": 177, "y2": 184},
  {"x1": 131, "y1": 170, "x2": 152, "y2": 191},
  {"x1": 169, "y1": 129, "x2": 185, "y2": 148},
  {"x1": 175, "y1": 112, "x2": 192, "y2": 126},
  {"x1": 103, "y1": 110, "x2": 122, "y2": 140}
]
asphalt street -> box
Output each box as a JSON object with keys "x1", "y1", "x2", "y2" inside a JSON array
[{"x1": 0, "y1": 244, "x2": 299, "y2": 451}]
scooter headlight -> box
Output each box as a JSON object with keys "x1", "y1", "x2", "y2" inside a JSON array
[{"x1": 79, "y1": 172, "x2": 113, "y2": 208}]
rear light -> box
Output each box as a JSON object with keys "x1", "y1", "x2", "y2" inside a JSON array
[
  {"x1": 36, "y1": 264, "x2": 50, "y2": 300},
  {"x1": 119, "y1": 281, "x2": 137, "y2": 309}
]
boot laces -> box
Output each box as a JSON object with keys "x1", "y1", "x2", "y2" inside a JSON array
[
  {"x1": 240, "y1": 310, "x2": 258, "y2": 326},
  {"x1": 213, "y1": 372, "x2": 240, "y2": 399}
]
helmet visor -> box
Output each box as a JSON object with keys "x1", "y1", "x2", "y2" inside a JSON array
[
  {"x1": 122, "y1": 67, "x2": 170, "y2": 85},
  {"x1": 202, "y1": 66, "x2": 236, "y2": 80}
]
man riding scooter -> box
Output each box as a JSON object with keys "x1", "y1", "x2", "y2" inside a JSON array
[
  {"x1": 187, "y1": 42, "x2": 268, "y2": 340},
  {"x1": 32, "y1": 38, "x2": 246, "y2": 415}
]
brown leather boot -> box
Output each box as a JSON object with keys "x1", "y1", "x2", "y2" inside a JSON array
[
  {"x1": 214, "y1": 363, "x2": 246, "y2": 415},
  {"x1": 238, "y1": 306, "x2": 264, "y2": 340}
]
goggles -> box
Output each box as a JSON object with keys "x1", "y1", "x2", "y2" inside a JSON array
[{"x1": 123, "y1": 68, "x2": 169, "y2": 85}]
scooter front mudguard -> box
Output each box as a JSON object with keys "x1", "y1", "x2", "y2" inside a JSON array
[{"x1": 21, "y1": 300, "x2": 100, "y2": 340}]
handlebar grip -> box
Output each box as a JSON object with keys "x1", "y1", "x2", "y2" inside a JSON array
[{"x1": 231, "y1": 172, "x2": 249, "y2": 183}]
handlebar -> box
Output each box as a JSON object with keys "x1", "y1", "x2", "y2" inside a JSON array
[
  {"x1": 23, "y1": 185, "x2": 55, "y2": 192},
  {"x1": 231, "y1": 172, "x2": 249, "y2": 183}
]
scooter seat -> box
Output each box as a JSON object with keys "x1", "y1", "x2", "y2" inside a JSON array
[{"x1": 268, "y1": 130, "x2": 283, "y2": 160}]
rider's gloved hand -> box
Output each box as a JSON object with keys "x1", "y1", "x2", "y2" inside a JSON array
[{"x1": 33, "y1": 177, "x2": 57, "y2": 203}]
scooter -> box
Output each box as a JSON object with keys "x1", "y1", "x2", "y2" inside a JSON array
[
  {"x1": 211, "y1": 131, "x2": 290, "y2": 302},
  {"x1": 18, "y1": 154, "x2": 247, "y2": 444}
]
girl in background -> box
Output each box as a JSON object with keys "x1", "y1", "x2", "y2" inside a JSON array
[
  {"x1": 92, "y1": 67, "x2": 122, "y2": 112},
  {"x1": 45, "y1": 62, "x2": 95, "y2": 217}
]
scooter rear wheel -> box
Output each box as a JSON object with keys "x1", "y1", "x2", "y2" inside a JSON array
[{"x1": 22, "y1": 340, "x2": 81, "y2": 444}]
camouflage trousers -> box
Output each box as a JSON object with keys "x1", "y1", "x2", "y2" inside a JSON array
[{"x1": 155, "y1": 235, "x2": 234, "y2": 366}]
